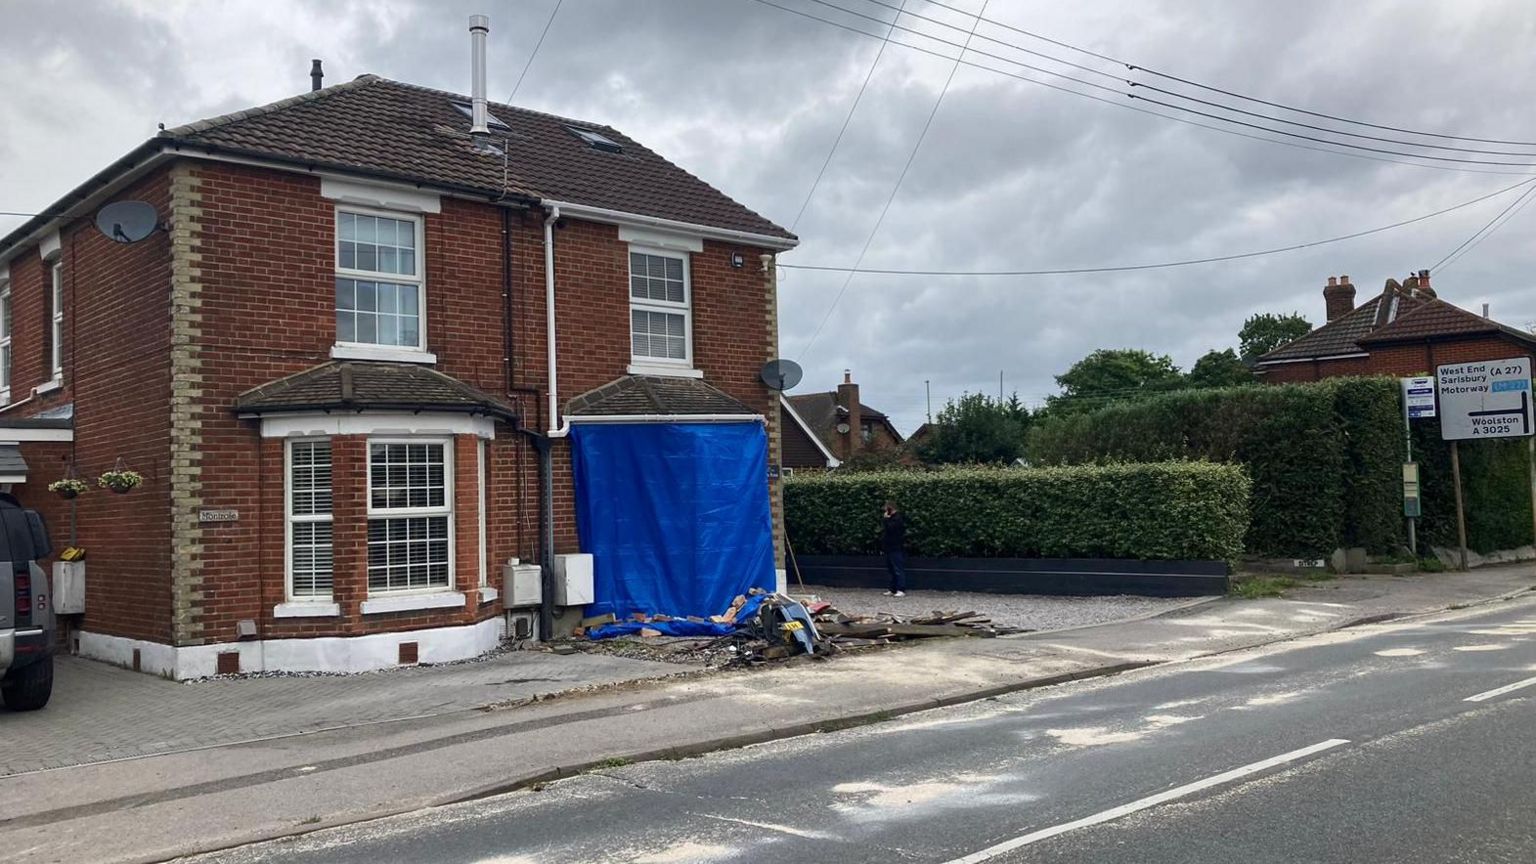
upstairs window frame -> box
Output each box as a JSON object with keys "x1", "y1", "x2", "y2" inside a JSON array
[
  {"x1": 627, "y1": 246, "x2": 692, "y2": 368},
  {"x1": 334, "y1": 206, "x2": 427, "y2": 354},
  {"x1": 0, "y1": 280, "x2": 11, "y2": 403},
  {"x1": 49, "y1": 261, "x2": 63, "y2": 382}
]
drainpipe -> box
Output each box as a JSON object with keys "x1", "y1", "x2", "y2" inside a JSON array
[{"x1": 537, "y1": 204, "x2": 564, "y2": 639}]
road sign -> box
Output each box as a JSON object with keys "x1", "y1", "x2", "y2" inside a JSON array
[
  {"x1": 1436, "y1": 357, "x2": 1533, "y2": 441},
  {"x1": 1401, "y1": 376, "x2": 1436, "y2": 419}
]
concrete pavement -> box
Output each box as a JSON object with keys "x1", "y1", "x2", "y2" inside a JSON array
[
  {"x1": 178, "y1": 596, "x2": 1536, "y2": 863},
  {"x1": 0, "y1": 565, "x2": 1533, "y2": 863}
]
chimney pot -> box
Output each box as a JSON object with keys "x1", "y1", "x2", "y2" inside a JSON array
[
  {"x1": 843, "y1": 369, "x2": 852, "y2": 384},
  {"x1": 310, "y1": 59, "x2": 323, "y2": 92},
  {"x1": 468, "y1": 15, "x2": 491, "y2": 136},
  {"x1": 1323, "y1": 272, "x2": 1357, "y2": 322},
  {"x1": 1483, "y1": 303, "x2": 1490, "y2": 319}
]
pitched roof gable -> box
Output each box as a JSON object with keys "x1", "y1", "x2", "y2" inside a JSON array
[
  {"x1": 1257, "y1": 286, "x2": 1426, "y2": 364},
  {"x1": 1357, "y1": 298, "x2": 1536, "y2": 348},
  {"x1": 161, "y1": 75, "x2": 794, "y2": 242},
  {"x1": 785, "y1": 391, "x2": 904, "y2": 447}
]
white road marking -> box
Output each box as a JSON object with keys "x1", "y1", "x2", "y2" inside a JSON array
[
  {"x1": 1464, "y1": 674, "x2": 1536, "y2": 703},
  {"x1": 939, "y1": 739, "x2": 1350, "y2": 863},
  {"x1": 1374, "y1": 648, "x2": 1425, "y2": 657}
]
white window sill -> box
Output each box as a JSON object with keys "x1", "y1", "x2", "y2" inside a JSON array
[
  {"x1": 479, "y1": 586, "x2": 499, "y2": 604},
  {"x1": 627, "y1": 364, "x2": 703, "y2": 379},
  {"x1": 33, "y1": 379, "x2": 62, "y2": 396},
  {"x1": 274, "y1": 601, "x2": 342, "y2": 618},
  {"x1": 361, "y1": 590, "x2": 466, "y2": 615},
  {"x1": 332, "y1": 345, "x2": 438, "y2": 365}
]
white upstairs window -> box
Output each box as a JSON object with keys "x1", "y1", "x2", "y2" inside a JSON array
[
  {"x1": 335, "y1": 209, "x2": 426, "y2": 354},
  {"x1": 49, "y1": 262, "x2": 63, "y2": 381},
  {"x1": 287, "y1": 440, "x2": 334, "y2": 600},
  {"x1": 628, "y1": 248, "x2": 691, "y2": 368},
  {"x1": 0, "y1": 281, "x2": 11, "y2": 403}
]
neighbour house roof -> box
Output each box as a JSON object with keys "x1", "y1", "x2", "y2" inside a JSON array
[
  {"x1": 1257, "y1": 284, "x2": 1426, "y2": 364},
  {"x1": 1, "y1": 74, "x2": 795, "y2": 261},
  {"x1": 1356, "y1": 298, "x2": 1536, "y2": 348},
  {"x1": 779, "y1": 395, "x2": 840, "y2": 468},
  {"x1": 785, "y1": 392, "x2": 905, "y2": 448},
  {"x1": 234, "y1": 361, "x2": 518, "y2": 420},
  {"x1": 565, "y1": 376, "x2": 757, "y2": 417}
]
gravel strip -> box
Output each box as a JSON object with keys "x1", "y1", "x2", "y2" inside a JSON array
[{"x1": 794, "y1": 585, "x2": 1195, "y2": 632}]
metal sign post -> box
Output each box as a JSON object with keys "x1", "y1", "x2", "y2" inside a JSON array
[
  {"x1": 1436, "y1": 358, "x2": 1536, "y2": 571},
  {"x1": 1400, "y1": 376, "x2": 1434, "y2": 556}
]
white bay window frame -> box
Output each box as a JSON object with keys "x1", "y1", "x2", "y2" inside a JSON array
[
  {"x1": 627, "y1": 245, "x2": 693, "y2": 373},
  {"x1": 49, "y1": 261, "x2": 63, "y2": 383},
  {"x1": 0, "y1": 279, "x2": 11, "y2": 404},
  {"x1": 283, "y1": 439, "x2": 336, "y2": 612},
  {"x1": 333, "y1": 205, "x2": 431, "y2": 363},
  {"x1": 365, "y1": 437, "x2": 455, "y2": 596}
]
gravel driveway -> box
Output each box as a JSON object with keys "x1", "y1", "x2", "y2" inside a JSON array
[{"x1": 794, "y1": 585, "x2": 1199, "y2": 633}]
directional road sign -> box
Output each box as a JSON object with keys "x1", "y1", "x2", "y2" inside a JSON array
[{"x1": 1436, "y1": 357, "x2": 1533, "y2": 441}]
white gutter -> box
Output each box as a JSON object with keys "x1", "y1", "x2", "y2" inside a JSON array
[
  {"x1": 544, "y1": 205, "x2": 570, "y2": 438},
  {"x1": 539, "y1": 200, "x2": 798, "y2": 251},
  {"x1": 568, "y1": 414, "x2": 763, "y2": 424}
]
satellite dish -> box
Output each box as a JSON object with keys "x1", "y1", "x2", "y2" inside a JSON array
[
  {"x1": 759, "y1": 358, "x2": 803, "y2": 392},
  {"x1": 95, "y1": 201, "x2": 160, "y2": 244}
]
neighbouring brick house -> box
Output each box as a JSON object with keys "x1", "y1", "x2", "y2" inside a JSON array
[
  {"x1": 0, "y1": 42, "x2": 796, "y2": 677},
  {"x1": 781, "y1": 371, "x2": 904, "y2": 470},
  {"x1": 1256, "y1": 270, "x2": 1536, "y2": 382}
]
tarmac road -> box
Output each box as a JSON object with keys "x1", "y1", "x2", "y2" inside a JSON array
[{"x1": 181, "y1": 595, "x2": 1536, "y2": 864}]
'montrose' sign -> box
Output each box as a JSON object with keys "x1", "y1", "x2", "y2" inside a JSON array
[{"x1": 1436, "y1": 357, "x2": 1533, "y2": 441}]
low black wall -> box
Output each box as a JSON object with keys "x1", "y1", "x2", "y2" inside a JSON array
[{"x1": 792, "y1": 556, "x2": 1229, "y2": 598}]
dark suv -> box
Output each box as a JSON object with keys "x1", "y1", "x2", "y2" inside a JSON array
[{"x1": 0, "y1": 494, "x2": 54, "y2": 711}]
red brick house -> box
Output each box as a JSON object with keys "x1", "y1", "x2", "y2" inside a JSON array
[
  {"x1": 0, "y1": 36, "x2": 795, "y2": 677},
  {"x1": 1256, "y1": 270, "x2": 1536, "y2": 381},
  {"x1": 781, "y1": 371, "x2": 905, "y2": 470}
]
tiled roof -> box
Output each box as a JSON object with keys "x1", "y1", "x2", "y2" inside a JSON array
[
  {"x1": 1258, "y1": 287, "x2": 1425, "y2": 363},
  {"x1": 161, "y1": 75, "x2": 793, "y2": 242},
  {"x1": 234, "y1": 361, "x2": 517, "y2": 420},
  {"x1": 565, "y1": 376, "x2": 756, "y2": 417},
  {"x1": 786, "y1": 392, "x2": 903, "y2": 446},
  {"x1": 1357, "y1": 299, "x2": 1536, "y2": 346}
]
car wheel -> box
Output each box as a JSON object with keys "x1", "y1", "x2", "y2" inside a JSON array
[{"x1": 1, "y1": 655, "x2": 54, "y2": 711}]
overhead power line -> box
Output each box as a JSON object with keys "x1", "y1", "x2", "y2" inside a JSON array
[
  {"x1": 789, "y1": 0, "x2": 905, "y2": 232},
  {"x1": 508, "y1": 0, "x2": 563, "y2": 103},
  {"x1": 745, "y1": 0, "x2": 1536, "y2": 175},
  {"x1": 1432, "y1": 182, "x2": 1536, "y2": 274},
  {"x1": 0, "y1": 211, "x2": 38, "y2": 218},
  {"x1": 790, "y1": 0, "x2": 1536, "y2": 168},
  {"x1": 776, "y1": 176, "x2": 1536, "y2": 277},
  {"x1": 798, "y1": 0, "x2": 991, "y2": 363},
  {"x1": 909, "y1": 0, "x2": 1536, "y2": 148}
]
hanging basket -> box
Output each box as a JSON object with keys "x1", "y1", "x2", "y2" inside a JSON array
[
  {"x1": 48, "y1": 478, "x2": 89, "y2": 499},
  {"x1": 97, "y1": 469, "x2": 144, "y2": 495}
]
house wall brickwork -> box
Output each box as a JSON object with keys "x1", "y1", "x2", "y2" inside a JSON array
[
  {"x1": 1260, "y1": 334, "x2": 1534, "y2": 384},
  {"x1": 2, "y1": 170, "x2": 175, "y2": 644}
]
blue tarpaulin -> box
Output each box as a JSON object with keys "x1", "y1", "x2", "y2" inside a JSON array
[
  {"x1": 571, "y1": 422, "x2": 776, "y2": 621},
  {"x1": 586, "y1": 593, "x2": 772, "y2": 641}
]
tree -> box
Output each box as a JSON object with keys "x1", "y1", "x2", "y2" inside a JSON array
[
  {"x1": 1239, "y1": 312, "x2": 1312, "y2": 362},
  {"x1": 916, "y1": 392, "x2": 1031, "y2": 465},
  {"x1": 1187, "y1": 348, "x2": 1254, "y2": 388},
  {"x1": 1047, "y1": 348, "x2": 1184, "y2": 414}
]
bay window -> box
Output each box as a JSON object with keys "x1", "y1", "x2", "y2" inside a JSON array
[
  {"x1": 286, "y1": 440, "x2": 334, "y2": 600},
  {"x1": 366, "y1": 439, "x2": 453, "y2": 593}
]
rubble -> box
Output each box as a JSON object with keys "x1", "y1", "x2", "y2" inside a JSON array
[{"x1": 567, "y1": 589, "x2": 1020, "y2": 668}]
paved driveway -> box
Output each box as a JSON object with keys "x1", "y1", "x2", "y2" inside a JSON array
[{"x1": 0, "y1": 649, "x2": 686, "y2": 776}]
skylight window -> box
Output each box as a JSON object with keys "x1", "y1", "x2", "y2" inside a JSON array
[
  {"x1": 567, "y1": 125, "x2": 623, "y2": 153},
  {"x1": 450, "y1": 101, "x2": 509, "y2": 131}
]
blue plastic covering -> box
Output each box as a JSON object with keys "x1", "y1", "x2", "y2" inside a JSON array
[
  {"x1": 571, "y1": 422, "x2": 776, "y2": 621},
  {"x1": 587, "y1": 593, "x2": 772, "y2": 641}
]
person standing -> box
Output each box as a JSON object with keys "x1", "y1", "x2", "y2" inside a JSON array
[{"x1": 881, "y1": 500, "x2": 908, "y2": 597}]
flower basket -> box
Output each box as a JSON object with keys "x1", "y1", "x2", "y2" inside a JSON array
[
  {"x1": 97, "y1": 469, "x2": 144, "y2": 494},
  {"x1": 48, "y1": 478, "x2": 89, "y2": 499}
]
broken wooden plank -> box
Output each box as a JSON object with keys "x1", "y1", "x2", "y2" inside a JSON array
[{"x1": 580, "y1": 613, "x2": 617, "y2": 628}]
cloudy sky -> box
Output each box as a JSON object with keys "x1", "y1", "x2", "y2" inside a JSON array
[{"x1": 4, "y1": 0, "x2": 1536, "y2": 433}]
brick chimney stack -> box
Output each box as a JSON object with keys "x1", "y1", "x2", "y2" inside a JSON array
[
  {"x1": 836, "y1": 369, "x2": 862, "y2": 459},
  {"x1": 1415, "y1": 268, "x2": 1436, "y2": 299},
  {"x1": 1324, "y1": 274, "x2": 1356, "y2": 322}
]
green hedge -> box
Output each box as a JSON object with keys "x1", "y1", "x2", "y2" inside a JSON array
[
  {"x1": 1412, "y1": 429, "x2": 1534, "y2": 554},
  {"x1": 784, "y1": 462, "x2": 1250, "y2": 563},
  {"x1": 1027, "y1": 378, "x2": 1405, "y2": 557}
]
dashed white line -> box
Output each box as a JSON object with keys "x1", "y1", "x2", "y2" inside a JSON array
[
  {"x1": 939, "y1": 739, "x2": 1351, "y2": 863},
  {"x1": 1464, "y1": 674, "x2": 1536, "y2": 703}
]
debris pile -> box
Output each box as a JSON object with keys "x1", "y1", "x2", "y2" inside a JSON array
[{"x1": 570, "y1": 589, "x2": 1015, "y2": 667}]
